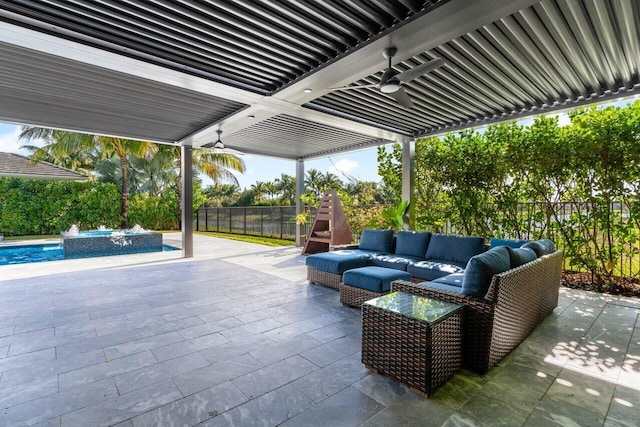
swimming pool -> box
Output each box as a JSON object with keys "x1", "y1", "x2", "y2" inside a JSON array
[{"x1": 0, "y1": 243, "x2": 179, "y2": 266}]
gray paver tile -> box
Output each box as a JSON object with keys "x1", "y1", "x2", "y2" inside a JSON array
[
  {"x1": 299, "y1": 334, "x2": 361, "y2": 367},
  {"x1": 152, "y1": 332, "x2": 228, "y2": 361},
  {"x1": 178, "y1": 317, "x2": 243, "y2": 340},
  {"x1": 58, "y1": 350, "x2": 158, "y2": 391},
  {"x1": 131, "y1": 381, "x2": 247, "y2": 427},
  {"x1": 546, "y1": 368, "x2": 616, "y2": 416},
  {"x1": 475, "y1": 362, "x2": 554, "y2": 409},
  {"x1": 201, "y1": 384, "x2": 312, "y2": 427},
  {"x1": 361, "y1": 393, "x2": 454, "y2": 427},
  {"x1": 60, "y1": 379, "x2": 182, "y2": 427},
  {"x1": 292, "y1": 353, "x2": 369, "y2": 403},
  {"x1": 173, "y1": 353, "x2": 263, "y2": 396},
  {"x1": 0, "y1": 348, "x2": 56, "y2": 375},
  {"x1": 231, "y1": 355, "x2": 319, "y2": 398},
  {"x1": 279, "y1": 386, "x2": 383, "y2": 427},
  {"x1": 0, "y1": 378, "x2": 118, "y2": 426},
  {"x1": 524, "y1": 395, "x2": 604, "y2": 426},
  {"x1": 0, "y1": 375, "x2": 58, "y2": 408},
  {"x1": 249, "y1": 334, "x2": 322, "y2": 365},
  {"x1": 103, "y1": 331, "x2": 184, "y2": 360},
  {"x1": 115, "y1": 351, "x2": 209, "y2": 394},
  {"x1": 604, "y1": 383, "x2": 640, "y2": 427}
]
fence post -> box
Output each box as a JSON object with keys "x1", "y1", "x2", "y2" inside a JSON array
[
  {"x1": 261, "y1": 208, "x2": 264, "y2": 237},
  {"x1": 244, "y1": 207, "x2": 247, "y2": 235},
  {"x1": 280, "y1": 207, "x2": 284, "y2": 239}
]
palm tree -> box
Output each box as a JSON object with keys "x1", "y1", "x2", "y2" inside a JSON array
[
  {"x1": 20, "y1": 127, "x2": 155, "y2": 228},
  {"x1": 275, "y1": 174, "x2": 296, "y2": 205},
  {"x1": 157, "y1": 145, "x2": 246, "y2": 219}
]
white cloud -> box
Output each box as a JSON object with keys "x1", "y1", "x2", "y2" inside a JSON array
[
  {"x1": 330, "y1": 159, "x2": 358, "y2": 178},
  {"x1": 0, "y1": 124, "x2": 45, "y2": 156}
]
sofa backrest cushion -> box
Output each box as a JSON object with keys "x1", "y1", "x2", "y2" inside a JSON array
[
  {"x1": 461, "y1": 246, "x2": 511, "y2": 297},
  {"x1": 425, "y1": 234, "x2": 486, "y2": 264},
  {"x1": 507, "y1": 247, "x2": 538, "y2": 268},
  {"x1": 395, "y1": 230, "x2": 431, "y2": 258},
  {"x1": 359, "y1": 229, "x2": 394, "y2": 253},
  {"x1": 489, "y1": 238, "x2": 529, "y2": 249},
  {"x1": 521, "y1": 239, "x2": 555, "y2": 257}
]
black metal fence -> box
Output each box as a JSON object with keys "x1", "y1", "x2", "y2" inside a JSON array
[{"x1": 196, "y1": 206, "x2": 316, "y2": 241}]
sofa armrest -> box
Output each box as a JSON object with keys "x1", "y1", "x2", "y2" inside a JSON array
[
  {"x1": 329, "y1": 243, "x2": 359, "y2": 251},
  {"x1": 391, "y1": 280, "x2": 491, "y2": 309}
]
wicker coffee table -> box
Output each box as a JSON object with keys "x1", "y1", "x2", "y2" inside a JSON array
[{"x1": 361, "y1": 291, "x2": 463, "y2": 397}]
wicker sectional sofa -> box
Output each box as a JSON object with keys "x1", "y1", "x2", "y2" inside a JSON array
[{"x1": 305, "y1": 229, "x2": 563, "y2": 373}]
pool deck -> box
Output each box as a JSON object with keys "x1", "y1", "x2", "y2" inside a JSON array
[{"x1": 0, "y1": 233, "x2": 639, "y2": 426}]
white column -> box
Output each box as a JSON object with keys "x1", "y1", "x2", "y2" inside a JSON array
[
  {"x1": 401, "y1": 140, "x2": 416, "y2": 230},
  {"x1": 295, "y1": 159, "x2": 305, "y2": 247},
  {"x1": 181, "y1": 145, "x2": 194, "y2": 258}
]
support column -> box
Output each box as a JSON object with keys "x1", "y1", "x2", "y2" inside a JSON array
[
  {"x1": 295, "y1": 159, "x2": 305, "y2": 247},
  {"x1": 181, "y1": 145, "x2": 194, "y2": 258},
  {"x1": 401, "y1": 140, "x2": 416, "y2": 230}
]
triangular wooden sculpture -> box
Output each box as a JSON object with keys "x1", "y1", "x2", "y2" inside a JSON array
[{"x1": 302, "y1": 190, "x2": 352, "y2": 254}]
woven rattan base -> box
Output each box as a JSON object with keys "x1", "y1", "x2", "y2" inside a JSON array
[
  {"x1": 339, "y1": 283, "x2": 384, "y2": 307},
  {"x1": 307, "y1": 268, "x2": 341, "y2": 290},
  {"x1": 362, "y1": 293, "x2": 463, "y2": 397}
]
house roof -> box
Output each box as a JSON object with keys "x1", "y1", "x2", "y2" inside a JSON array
[
  {"x1": 0, "y1": 0, "x2": 638, "y2": 159},
  {"x1": 0, "y1": 152, "x2": 88, "y2": 181}
]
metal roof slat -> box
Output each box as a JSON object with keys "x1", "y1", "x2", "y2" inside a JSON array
[
  {"x1": 536, "y1": 1, "x2": 603, "y2": 95},
  {"x1": 557, "y1": 0, "x2": 618, "y2": 92},
  {"x1": 287, "y1": 0, "x2": 372, "y2": 41},
  {"x1": 341, "y1": 0, "x2": 393, "y2": 27},
  {"x1": 466, "y1": 29, "x2": 548, "y2": 105},
  {"x1": 443, "y1": 40, "x2": 532, "y2": 109},
  {"x1": 176, "y1": 0, "x2": 333, "y2": 60},
  {"x1": 516, "y1": 8, "x2": 589, "y2": 98},
  {"x1": 498, "y1": 14, "x2": 574, "y2": 100},
  {"x1": 118, "y1": 0, "x2": 313, "y2": 71},
  {"x1": 88, "y1": 0, "x2": 300, "y2": 78},
  {"x1": 611, "y1": 0, "x2": 640, "y2": 83},
  {"x1": 585, "y1": 0, "x2": 633, "y2": 88}
]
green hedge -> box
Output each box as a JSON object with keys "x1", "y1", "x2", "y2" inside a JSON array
[{"x1": 0, "y1": 178, "x2": 121, "y2": 235}]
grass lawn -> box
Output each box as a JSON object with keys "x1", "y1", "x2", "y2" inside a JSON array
[{"x1": 194, "y1": 231, "x2": 295, "y2": 247}]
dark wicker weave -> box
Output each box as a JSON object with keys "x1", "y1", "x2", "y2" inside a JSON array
[
  {"x1": 392, "y1": 250, "x2": 563, "y2": 373},
  {"x1": 307, "y1": 267, "x2": 341, "y2": 290},
  {"x1": 362, "y1": 292, "x2": 463, "y2": 397},
  {"x1": 339, "y1": 283, "x2": 384, "y2": 307}
]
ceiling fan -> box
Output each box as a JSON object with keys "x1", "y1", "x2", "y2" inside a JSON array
[
  {"x1": 328, "y1": 47, "x2": 444, "y2": 109},
  {"x1": 201, "y1": 130, "x2": 243, "y2": 155}
]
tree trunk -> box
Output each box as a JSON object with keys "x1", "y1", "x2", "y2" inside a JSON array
[{"x1": 120, "y1": 153, "x2": 129, "y2": 229}]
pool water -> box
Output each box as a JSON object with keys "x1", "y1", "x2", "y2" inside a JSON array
[{"x1": 0, "y1": 243, "x2": 178, "y2": 266}]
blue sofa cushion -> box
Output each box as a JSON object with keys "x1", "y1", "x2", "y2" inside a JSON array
[
  {"x1": 489, "y1": 238, "x2": 529, "y2": 249},
  {"x1": 395, "y1": 231, "x2": 431, "y2": 258},
  {"x1": 425, "y1": 234, "x2": 486, "y2": 264},
  {"x1": 406, "y1": 259, "x2": 466, "y2": 281},
  {"x1": 417, "y1": 281, "x2": 465, "y2": 294},
  {"x1": 368, "y1": 254, "x2": 422, "y2": 271},
  {"x1": 342, "y1": 266, "x2": 411, "y2": 293},
  {"x1": 359, "y1": 229, "x2": 394, "y2": 253},
  {"x1": 521, "y1": 239, "x2": 555, "y2": 257},
  {"x1": 462, "y1": 246, "x2": 511, "y2": 297},
  {"x1": 507, "y1": 247, "x2": 538, "y2": 268},
  {"x1": 432, "y1": 273, "x2": 464, "y2": 287},
  {"x1": 305, "y1": 250, "x2": 371, "y2": 274}
]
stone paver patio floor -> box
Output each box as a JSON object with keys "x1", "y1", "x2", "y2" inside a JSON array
[{"x1": 1, "y1": 233, "x2": 639, "y2": 426}]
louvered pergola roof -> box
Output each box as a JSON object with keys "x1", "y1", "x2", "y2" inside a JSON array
[{"x1": 0, "y1": 0, "x2": 638, "y2": 160}]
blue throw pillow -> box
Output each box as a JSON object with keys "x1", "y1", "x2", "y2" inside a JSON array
[
  {"x1": 395, "y1": 230, "x2": 431, "y2": 258},
  {"x1": 507, "y1": 247, "x2": 537, "y2": 268},
  {"x1": 461, "y1": 246, "x2": 511, "y2": 297},
  {"x1": 359, "y1": 229, "x2": 394, "y2": 253},
  {"x1": 425, "y1": 234, "x2": 486, "y2": 264},
  {"x1": 489, "y1": 238, "x2": 529, "y2": 249},
  {"x1": 521, "y1": 239, "x2": 555, "y2": 257}
]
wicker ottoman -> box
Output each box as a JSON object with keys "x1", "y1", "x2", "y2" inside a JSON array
[
  {"x1": 362, "y1": 291, "x2": 463, "y2": 397},
  {"x1": 340, "y1": 266, "x2": 411, "y2": 307}
]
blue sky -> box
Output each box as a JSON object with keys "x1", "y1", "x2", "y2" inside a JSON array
[{"x1": 0, "y1": 122, "x2": 384, "y2": 189}]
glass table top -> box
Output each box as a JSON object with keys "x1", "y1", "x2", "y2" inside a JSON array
[{"x1": 364, "y1": 291, "x2": 462, "y2": 323}]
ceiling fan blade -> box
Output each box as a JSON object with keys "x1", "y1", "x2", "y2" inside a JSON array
[
  {"x1": 327, "y1": 83, "x2": 377, "y2": 92},
  {"x1": 388, "y1": 87, "x2": 414, "y2": 109},
  {"x1": 396, "y1": 58, "x2": 444, "y2": 83}
]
